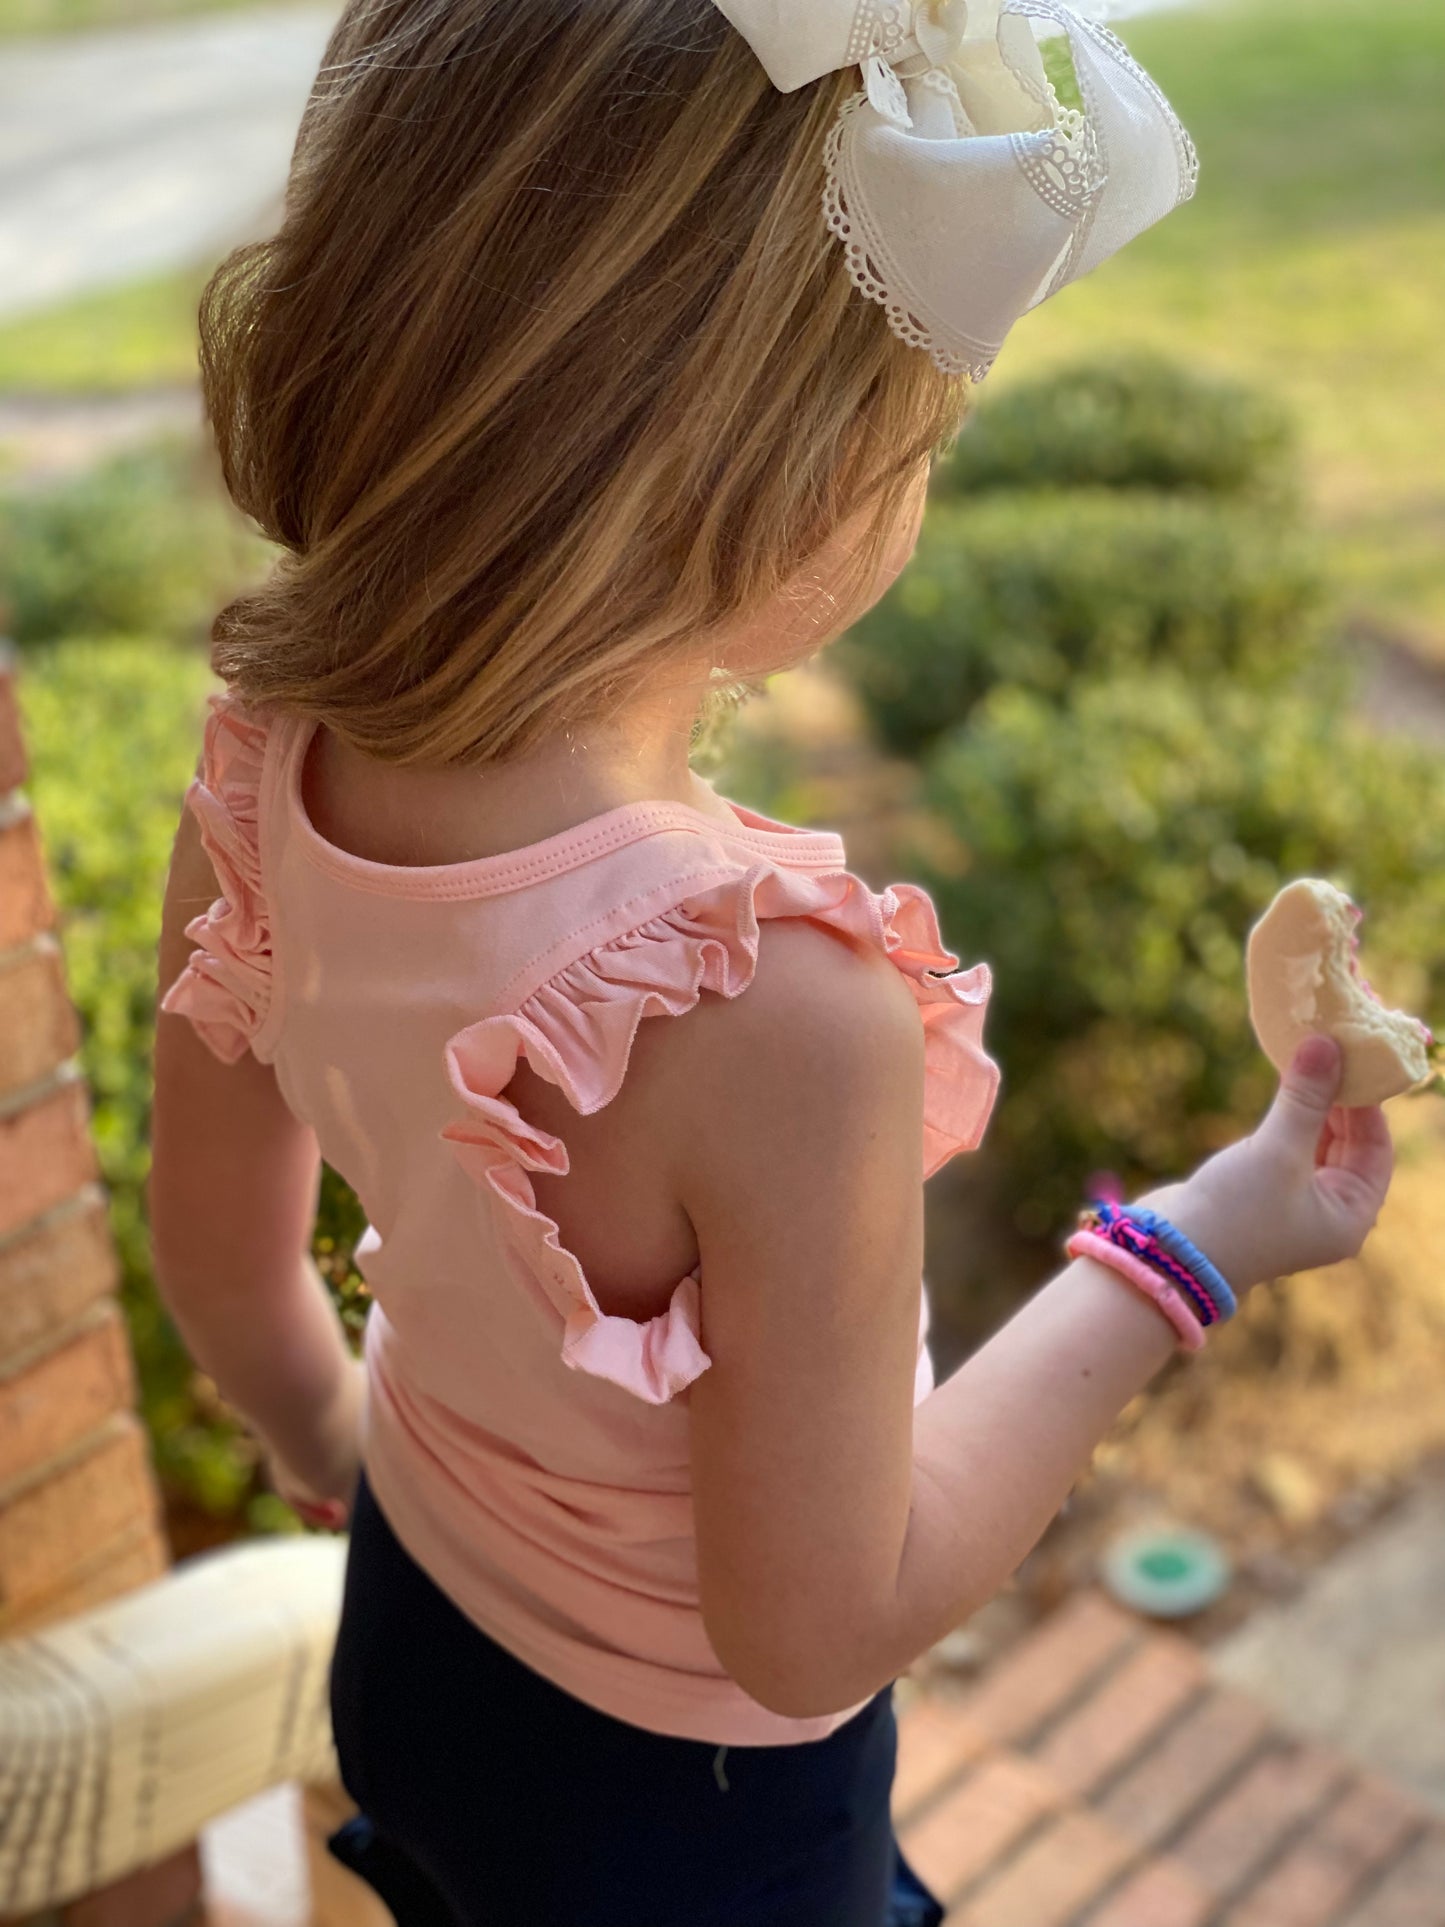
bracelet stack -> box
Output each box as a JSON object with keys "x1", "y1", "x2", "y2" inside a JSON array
[{"x1": 1064, "y1": 1180, "x2": 1238, "y2": 1355}]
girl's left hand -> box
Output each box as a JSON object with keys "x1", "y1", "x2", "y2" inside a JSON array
[{"x1": 261, "y1": 1356, "x2": 367, "y2": 1531}]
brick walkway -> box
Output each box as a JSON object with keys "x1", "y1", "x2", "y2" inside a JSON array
[{"x1": 892, "y1": 1590, "x2": 1445, "y2": 1926}]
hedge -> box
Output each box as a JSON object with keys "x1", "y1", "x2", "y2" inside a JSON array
[
  {"x1": 835, "y1": 488, "x2": 1325, "y2": 759},
  {"x1": 935, "y1": 352, "x2": 1298, "y2": 502},
  {"x1": 908, "y1": 663, "x2": 1445, "y2": 1241},
  {"x1": 0, "y1": 440, "x2": 265, "y2": 647}
]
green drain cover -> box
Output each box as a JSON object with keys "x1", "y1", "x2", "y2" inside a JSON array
[{"x1": 1099, "y1": 1525, "x2": 1231, "y2": 1617}]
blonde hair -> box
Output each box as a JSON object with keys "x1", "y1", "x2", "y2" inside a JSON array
[{"x1": 200, "y1": 0, "x2": 967, "y2": 765}]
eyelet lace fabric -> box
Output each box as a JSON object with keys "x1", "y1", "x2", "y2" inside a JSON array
[
  {"x1": 846, "y1": 0, "x2": 912, "y2": 64},
  {"x1": 743, "y1": 0, "x2": 1200, "y2": 379},
  {"x1": 1009, "y1": 105, "x2": 1098, "y2": 223},
  {"x1": 822, "y1": 93, "x2": 991, "y2": 376}
]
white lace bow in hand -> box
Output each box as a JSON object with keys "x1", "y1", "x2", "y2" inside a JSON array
[{"x1": 711, "y1": 0, "x2": 1198, "y2": 378}]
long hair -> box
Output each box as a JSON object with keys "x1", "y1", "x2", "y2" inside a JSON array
[{"x1": 200, "y1": 0, "x2": 967, "y2": 764}]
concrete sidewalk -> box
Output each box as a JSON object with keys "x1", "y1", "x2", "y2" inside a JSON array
[
  {"x1": 0, "y1": 5, "x2": 335, "y2": 321},
  {"x1": 0, "y1": 0, "x2": 1189, "y2": 326},
  {"x1": 1214, "y1": 1475, "x2": 1445, "y2": 1817}
]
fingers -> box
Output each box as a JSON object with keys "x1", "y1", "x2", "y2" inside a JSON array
[
  {"x1": 1330, "y1": 1103, "x2": 1394, "y2": 1194},
  {"x1": 271, "y1": 1468, "x2": 348, "y2": 1528},
  {"x1": 292, "y1": 1495, "x2": 348, "y2": 1528},
  {"x1": 1317, "y1": 1109, "x2": 1394, "y2": 1210},
  {"x1": 1262, "y1": 1035, "x2": 1344, "y2": 1157}
]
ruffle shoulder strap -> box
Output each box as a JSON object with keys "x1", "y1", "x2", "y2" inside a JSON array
[
  {"x1": 159, "y1": 691, "x2": 273, "y2": 1065},
  {"x1": 442, "y1": 862, "x2": 999, "y2": 1408}
]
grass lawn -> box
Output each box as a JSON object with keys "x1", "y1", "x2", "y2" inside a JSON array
[
  {"x1": 1001, "y1": 0, "x2": 1445, "y2": 653},
  {"x1": 0, "y1": 0, "x2": 313, "y2": 35},
  {"x1": 0, "y1": 268, "x2": 206, "y2": 394}
]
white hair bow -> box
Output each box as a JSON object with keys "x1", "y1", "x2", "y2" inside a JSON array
[{"x1": 711, "y1": 0, "x2": 1198, "y2": 379}]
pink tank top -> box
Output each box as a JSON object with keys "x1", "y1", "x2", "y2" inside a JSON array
[{"x1": 162, "y1": 689, "x2": 1002, "y2": 1745}]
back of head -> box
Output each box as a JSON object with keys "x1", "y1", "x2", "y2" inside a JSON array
[{"x1": 200, "y1": 0, "x2": 966, "y2": 765}]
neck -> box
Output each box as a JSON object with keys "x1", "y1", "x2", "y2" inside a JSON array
[
  {"x1": 490, "y1": 673, "x2": 723, "y2": 820},
  {"x1": 318, "y1": 656, "x2": 738, "y2": 867}
]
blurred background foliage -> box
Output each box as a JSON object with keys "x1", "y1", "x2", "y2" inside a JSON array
[
  {"x1": 6, "y1": 0, "x2": 1445, "y2": 1541},
  {"x1": 717, "y1": 350, "x2": 1445, "y2": 1290},
  {"x1": 16, "y1": 637, "x2": 371, "y2": 1528},
  {"x1": 913, "y1": 666, "x2": 1445, "y2": 1239},
  {"x1": 1013, "y1": 0, "x2": 1445, "y2": 648},
  {"x1": 0, "y1": 438, "x2": 262, "y2": 644},
  {"x1": 837, "y1": 482, "x2": 1324, "y2": 758}
]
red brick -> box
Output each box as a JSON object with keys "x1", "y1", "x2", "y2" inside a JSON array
[
  {"x1": 1171, "y1": 1740, "x2": 1352, "y2": 1902},
  {"x1": 3, "y1": 1514, "x2": 170, "y2": 1638},
  {"x1": 0, "y1": 1414, "x2": 164, "y2": 1623},
  {"x1": 0, "y1": 806, "x2": 55, "y2": 951},
  {"x1": 0, "y1": 1299, "x2": 136, "y2": 1490},
  {"x1": 1078, "y1": 1857, "x2": 1215, "y2": 1927},
  {"x1": 952, "y1": 1808, "x2": 1137, "y2": 1927},
  {"x1": 1333, "y1": 1828, "x2": 1445, "y2": 1927},
  {"x1": 1032, "y1": 1632, "x2": 1207, "y2": 1797},
  {"x1": 0, "y1": 659, "x2": 25, "y2": 795},
  {"x1": 954, "y1": 1591, "x2": 1140, "y2": 1747},
  {"x1": 1097, "y1": 1688, "x2": 1275, "y2": 1850},
  {"x1": 901, "y1": 1752, "x2": 1063, "y2": 1905},
  {"x1": 893, "y1": 1693, "x2": 993, "y2": 1824},
  {"x1": 0, "y1": 1071, "x2": 98, "y2": 1241},
  {"x1": 0, "y1": 938, "x2": 79, "y2": 1097},
  {"x1": 1226, "y1": 1774, "x2": 1427, "y2": 1927},
  {"x1": 0, "y1": 1188, "x2": 119, "y2": 1366}
]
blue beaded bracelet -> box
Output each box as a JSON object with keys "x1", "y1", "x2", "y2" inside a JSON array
[
  {"x1": 1122, "y1": 1205, "x2": 1238, "y2": 1322},
  {"x1": 1080, "y1": 1201, "x2": 1222, "y2": 1327}
]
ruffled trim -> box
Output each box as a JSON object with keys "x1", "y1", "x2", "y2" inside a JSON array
[
  {"x1": 441, "y1": 864, "x2": 1000, "y2": 1407},
  {"x1": 159, "y1": 692, "x2": 272, "y2": 1065}
]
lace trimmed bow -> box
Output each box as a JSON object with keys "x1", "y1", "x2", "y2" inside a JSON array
[{"x1": 711, "y1": 0, "x2": 1198, "y2": 378}]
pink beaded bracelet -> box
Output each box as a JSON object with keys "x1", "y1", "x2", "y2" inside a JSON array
[
  {"x1": 1066, "y1": 1228, "x2": 1208, "y2": 1353},
  {"x1": 1077, "y1": 1204, "x2": 1223, "y2": 1327}
]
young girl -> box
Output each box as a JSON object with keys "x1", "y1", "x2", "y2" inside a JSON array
[{"x1": 148, "y1": 2, "x2": 1396, "y2": 1922}]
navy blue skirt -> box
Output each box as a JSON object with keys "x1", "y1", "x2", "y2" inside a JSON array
[{"x1": 327, "y1": 1464, "x2": 945, "y2": 1927}]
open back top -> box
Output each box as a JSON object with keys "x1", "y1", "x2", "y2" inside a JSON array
[{"x1": 162, "y1": 688, "x2": 1002, "y2": 1745}]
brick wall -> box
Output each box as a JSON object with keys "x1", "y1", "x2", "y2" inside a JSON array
[{"x1": 0, "y1": 641, "x2": 172, "y2": 1640}]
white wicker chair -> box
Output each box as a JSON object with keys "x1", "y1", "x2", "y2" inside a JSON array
[{"x1": 0, "y1": 1534, "x2": 348, "y2": 1919}]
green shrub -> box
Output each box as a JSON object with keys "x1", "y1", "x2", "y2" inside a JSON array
[
  {"x1": 835, "y1": 489, "x2": 1325, "y2": 759},
  {"x1": 936, "y1": 353, "x2": 1298, "y2": 501},
  {"x1": 909, "y1": 663, "x2": 1445, "y2": 1243},
  {"x1": 0, "y1": 439, "x2": 266, "y2": 648},
  {"x1": 19, "y1": 640, "x2": 366, "y2": 1529}
]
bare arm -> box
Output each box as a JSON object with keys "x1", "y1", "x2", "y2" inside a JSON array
[
  {"x1": 148, "y1": 802, "x2": 357, "y2": 1486},
  {"x1": 670, "y1": 919, "x2": 1175, "y2": 1721}
]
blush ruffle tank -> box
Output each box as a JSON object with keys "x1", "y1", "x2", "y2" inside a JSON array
[{"x1": 162, "y1": 690, "x2": 1002, "y2": 1746}]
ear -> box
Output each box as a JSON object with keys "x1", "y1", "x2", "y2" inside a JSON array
[{"x1": 709, "y1": 457, "x2": 933, "y2": 678}]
